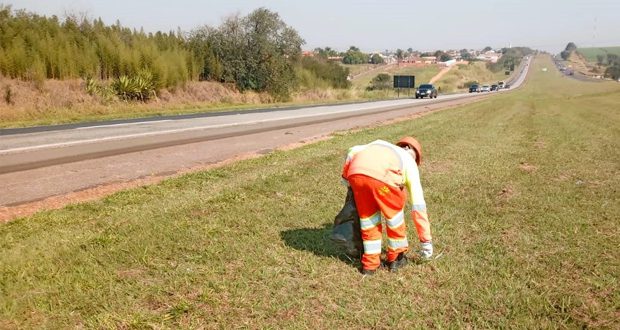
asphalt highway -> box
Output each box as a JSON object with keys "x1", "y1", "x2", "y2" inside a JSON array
[
  {"x1": 0, "y1": 56, "x2": 531, "y2": 212},
  {"x1": 0, "y1": 97, "x2": 461, "y2": 175}
]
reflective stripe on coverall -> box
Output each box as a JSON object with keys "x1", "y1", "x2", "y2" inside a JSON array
[
  {"x1": 348, "y1": 174, "x2": 407, "y2": 270},
  {"x1": 342, "y1": 140, "x2": 432, "y2": 271}
]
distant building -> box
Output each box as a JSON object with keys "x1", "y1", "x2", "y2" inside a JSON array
[
  {"x1": 476, "y1": 50, "x2": 501, "y2": 63},
  {"x1": 421, "y1": 56, "x2": 437, "y2": 64},
  {"x1": 369, "y1": 52, "x2": 396, "y2": 64},
  {"x1": 302, "y1": 50, "x2": 315, "y2": 57},
  {"x1": 446, "y1": 50, "x2": 460, "y2": 59},
  {"x1": 400, "y1": 55, "x2": 422, "y2": 64},
  {"x1": 438, "y1": 59, "x2": 457, "y2": 67}
]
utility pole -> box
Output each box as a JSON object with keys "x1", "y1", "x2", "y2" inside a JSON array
[{"x1": 592, "y1": 16, "x2": 597, "y2": 47}]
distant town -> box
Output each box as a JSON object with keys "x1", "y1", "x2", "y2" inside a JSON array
[{"x1": 303, "y1": 47, "x2": 505, "y2": 66}]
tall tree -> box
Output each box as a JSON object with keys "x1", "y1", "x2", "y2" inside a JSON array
[
  {"x1": 395, "y1": 49, "x2": 404, "y2": 62},
  {"x1": 189, "y1": 8, "x2": 304, "y2": 100},
  {"x1": 370, "y1": 53, "x2": 384, "y2": 64},
  {"x1": 342, "y1": 46, "x2": 369, "y2": 64},
  {"x1": 460, "y1": 49, "x2": 472, "y2": 60},
  {"x1": 560, "y1": 42, "x2": 577, "y2": 60},
  {"x1": 565, "y1": 42, "x2": 577, "y2": 51},
  {"x1": 314, "y1": 47, "x2": 338, "y2": 59}
]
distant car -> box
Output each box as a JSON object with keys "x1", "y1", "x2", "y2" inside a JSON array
[
  {"x1": 490, "y1": 84, "x2": 499, "y2": 91},
  {"x1": 469, "y1": 84, "x2": 480, "y2": 93},
  {"x1": 480, "y1": 85, "x2": 491, "y2": 92},
  {"x1": 504, "y1": 84, "x2": 511, "y2": 89},
  {"x1": 415, "y1": 84, "x2": 438, "y2": 99}
]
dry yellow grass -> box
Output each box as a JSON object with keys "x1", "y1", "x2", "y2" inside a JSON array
[
  {"x1": 434, "y1": 61, "x2": 510, "y2": 93},
  {"x1": 0, "y1": 78, "x2": 263, "y2": 125},
  {"x1": 0, "y1": 77, "x2": 366, "y2": 127}
]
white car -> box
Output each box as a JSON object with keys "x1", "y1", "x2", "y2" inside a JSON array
[{"x1": 480, "y1": 85, "x2": 491, "y2": 92}]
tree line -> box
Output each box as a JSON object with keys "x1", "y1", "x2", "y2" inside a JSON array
[
  {"x1": 602, "y1": 54, "x2": 620, "y2": 80},
  {"x1": 0, "y1": 6, "x2": 350, "y2": 101},
  {"x1": 593, "y1": 51, "x2": 620, "y2": 80},
  {"x1": 486, "y1": 47, "x2": 534, "y2": 73},
  {"x1": 0, "y1": 6, "x2": 196, "y2": 89}
]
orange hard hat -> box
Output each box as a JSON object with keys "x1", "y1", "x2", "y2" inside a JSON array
[{"x1": 396, "y1": 136, "x2": 422, "y2": 165}]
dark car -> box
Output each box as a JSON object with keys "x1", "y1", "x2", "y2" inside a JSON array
[
  {"x1": 469, "y1": 84, "x2": 480, "y2": 93},
  {"x1": 490, "y1": 84, "x2": 499, "y2": 91},
  {"x1": 504, "y1": 84, "x2": 511, "y2": 89},
  {"x1": 416, "y1": 84, "x2": 437, "y2": 99}
]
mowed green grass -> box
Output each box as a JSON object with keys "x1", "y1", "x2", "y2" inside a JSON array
[
  {"x1": 1, "y1": 55, "x2": 619, "y2": 328},
  {"x1": 578, "y1": 46, "x2": 620, "y2": 63}
]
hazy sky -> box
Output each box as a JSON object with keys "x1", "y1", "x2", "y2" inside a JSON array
[{"x1": 6, "y1": 0, "x2": 620, "y2": 53}]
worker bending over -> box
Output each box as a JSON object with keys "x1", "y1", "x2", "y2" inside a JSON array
[{"x1": 341, "y1": 136, "x2": 433, "y2": 275}]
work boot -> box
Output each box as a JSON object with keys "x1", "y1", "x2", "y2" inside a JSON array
[
  {"x1": 360, "y1": 268, "x2": 377, "y2": 276},
  {"x1": 388, "y1": 252, "x2": 408, "y2": 273}
]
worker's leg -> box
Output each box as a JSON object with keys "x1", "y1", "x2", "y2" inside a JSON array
[
  {"x1": 373, "y1": 183, "x2": 407, "y2": 263},
  {"x1": 347, "y1": 175, "x2": 382, "y2": 271}
]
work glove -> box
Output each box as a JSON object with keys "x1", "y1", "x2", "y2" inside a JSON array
[{"x1": 419, "y1": 241, "x2": 433, "y2": 260}]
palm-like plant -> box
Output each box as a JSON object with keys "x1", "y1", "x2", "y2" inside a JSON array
[{"x1": 112, "y1": 70, "x2": 156, "y2": 101}]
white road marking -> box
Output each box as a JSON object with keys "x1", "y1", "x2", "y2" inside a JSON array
[
  {"x1": 0, "y1": 100, "x2": 424, "y2": 154},
  {"x1": 75, "y1": 120, "x2": 173, "y2": 129},
  {"x1": 0, "y1": 91, "x2": 488, "y2": 155}
]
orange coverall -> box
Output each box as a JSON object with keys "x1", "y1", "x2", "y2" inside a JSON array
[{"x1": 342, "y1": 140, "x2": 431, "y2": 271}]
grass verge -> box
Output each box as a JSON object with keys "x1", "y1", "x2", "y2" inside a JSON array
[{"x1": 1, "y1": 55, "x2": 619, "y2": 328}]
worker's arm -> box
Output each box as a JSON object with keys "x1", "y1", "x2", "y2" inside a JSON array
[
  {"x1": 404, "y1": 162, "x2": 432, "y2": 243},
  {"x1": 403, "y1": 162, "x2": 433, "y2": 258}
]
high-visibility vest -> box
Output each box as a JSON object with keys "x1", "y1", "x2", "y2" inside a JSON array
[{"x1": 344, "y1": 144, "x2": 404, "y2": 188}]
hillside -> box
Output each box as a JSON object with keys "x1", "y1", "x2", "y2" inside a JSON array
[
  {"x1": 565, "y1": 51, "x2": 605, "y2": 77},
  {"x1": 560, "y1": 46, "x2": 620, "y2": 79},
  {"x1": 349, "y1": 64, "x2": 440, "y2": 89},
  {"x1": 434, "y1": 61, "x2": 509, "y2": 92},
  {"x1": 578, "y1": 46, "x2": 620, "y2": 63},
  {"x1": 350, "y1": 60, "x2": 521, "y2": 94}
]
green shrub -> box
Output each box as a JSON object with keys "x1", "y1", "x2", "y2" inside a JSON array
[
  {"x1": 367, "y1": 73, "x2": 392, "y2": 90},
  {"x1": 112, "y1": 70, "x2": 156, "y2": 102},
  {"x1": 84, "y1": 77, "x2": 116, "y2": 102},
  {"x1": 298, "y1": 57, "x2": 350, "y2": 89},
  {"x1": 605, "y1": 64, "x2": 620, "y2": 80}
]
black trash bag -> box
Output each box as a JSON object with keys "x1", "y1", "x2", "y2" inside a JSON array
[{"x1": 330, "y1": 187, "x2": 363, "y2": 258}]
